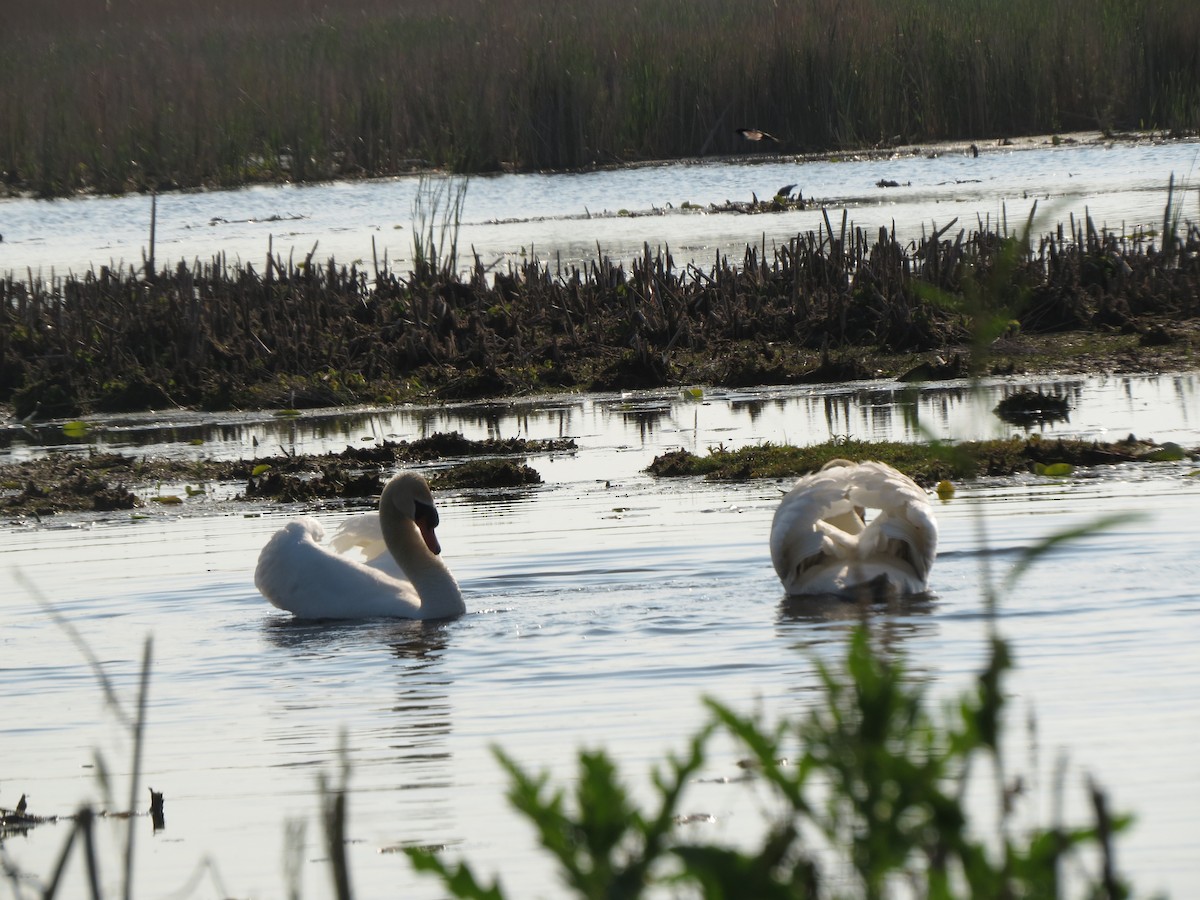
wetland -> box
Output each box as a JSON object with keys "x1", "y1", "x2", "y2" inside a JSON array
[{"x1": 3, "y1": 134, "x2": 1200, "y2": 897}]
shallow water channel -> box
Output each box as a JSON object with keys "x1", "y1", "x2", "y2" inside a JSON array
[
  {"x1": 3, "y1": 373, "x2": 1199, "y2": 898},
  {"x1": 3, "y1": 133, "x2": 1200, "y2": 279}
]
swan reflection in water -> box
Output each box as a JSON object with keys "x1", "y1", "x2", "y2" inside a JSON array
[
  {"x1": 255, "y1": 471, "x2": 465, "y2": 621},
  {"x1": 770, "y1": 459, "x2": 938, "y2": 600}
]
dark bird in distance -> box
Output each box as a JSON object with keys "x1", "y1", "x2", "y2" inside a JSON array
[{"x1": 736, "y1": 128, "x2": 780, "y2": 143}]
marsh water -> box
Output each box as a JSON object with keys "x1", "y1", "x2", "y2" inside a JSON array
[
  {"x1": 3, "y1": 373, "x2": 1200, "y2": 899},
  {"x1": 2, "y1": 133, "x2": 1200, "y2": 279},
  {"x1": 3, "y1": 140, "x2": 1200, "y2": 898}
]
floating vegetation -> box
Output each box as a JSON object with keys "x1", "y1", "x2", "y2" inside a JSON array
[
  {"x1": 646, "y1": 435, "x2": 1196, "y2": 484},
  {"x1": 429, "y1": 458, "x2": 543, "y2": 490},
  {"x1": 0, "y1": 433, "x2": 575, "y2": 518},
  {"x1": 994, "y1": 388, "x2": 1071, "y2": 426}
]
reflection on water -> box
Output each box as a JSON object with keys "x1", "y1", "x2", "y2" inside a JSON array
[
  {"x1": 261, "y1": 615, "x2": 453, "y2": 657},
  {"x1": 1, "y1": 378, "x2": 1198, "y2": 898},
  {"x1": 3, "y1": 373, "x2": 1198, "y2": 472}
]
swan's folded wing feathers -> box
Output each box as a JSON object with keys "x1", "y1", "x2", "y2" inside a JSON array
[
  {"x1": 256, "y1": 516, "x2": 421, "y2": 618},
  {"x1": 770, "y1": 471, "x2": 862, "y2": 589},
  {"x1": 329, "y1": 512, "x2": 407, "y2": 578},
  {"x1": 329, "y1": 512, "x2": 386, "y2": 558}
]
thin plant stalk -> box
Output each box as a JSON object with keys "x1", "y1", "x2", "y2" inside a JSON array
[{"x1": 122, "y1": 636, "x2": 154, "y2": 900}]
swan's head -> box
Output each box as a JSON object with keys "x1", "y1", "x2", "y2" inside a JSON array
[{"x1": 382, "y1": 471, "x2": 443, "y2": 555}]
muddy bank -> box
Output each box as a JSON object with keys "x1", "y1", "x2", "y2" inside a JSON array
[{"x1": 0, "y1": 433, "x2": 574, "y2": 519}]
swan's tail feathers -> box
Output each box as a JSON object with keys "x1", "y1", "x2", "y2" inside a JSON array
[
  {"x1": 254, "y1": 517, "x2": 328, "y2": 611},
  {"x1": 856, "y1": 511, "x2": 936, "y2": 586}
]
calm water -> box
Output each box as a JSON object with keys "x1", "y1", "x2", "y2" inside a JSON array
[
  {"x1": 2, "y1": 133, "x2": 1199, "y2": 279},
  {"x1": 3, "y1": 374, "x2": 1199, "y2": 898}
]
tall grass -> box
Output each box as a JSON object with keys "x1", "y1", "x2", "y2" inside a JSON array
[{"x1": 3, "y1": 0, "x2": 1199, "y2": 196}]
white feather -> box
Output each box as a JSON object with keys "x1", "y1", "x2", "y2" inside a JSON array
[{"x1": 770, "y1": 459, "x2": 937, "y2": 597}]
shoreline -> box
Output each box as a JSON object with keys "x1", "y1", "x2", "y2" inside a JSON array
[{"x1": 0, "y1": 129, "x2": 1184, "y2": 205}]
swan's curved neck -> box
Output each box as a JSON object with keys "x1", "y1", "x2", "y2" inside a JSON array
[{"x1": 380, "y1": 496, "x2": 463, "y2": 617}]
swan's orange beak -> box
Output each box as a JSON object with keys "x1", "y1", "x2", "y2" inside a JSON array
[
  {"x1": 417, "y1": 519, "x2": 442, "y2": 555},
  {"x1": 413, "y1": 501, "x2": 442, "y2": 555}
]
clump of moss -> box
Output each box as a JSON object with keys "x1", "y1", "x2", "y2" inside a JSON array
[{"x1": 429, "y1": 459, "x2": 543, "y2": 490}]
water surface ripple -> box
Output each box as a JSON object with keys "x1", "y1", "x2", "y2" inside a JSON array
[{"x1": 3, "y1": 374, "x2": 1198, "y2": 897}]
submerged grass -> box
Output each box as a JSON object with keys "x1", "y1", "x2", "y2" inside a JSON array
[{"x1": 3, "y1": 0, "x2": 1200, "y2": 196}]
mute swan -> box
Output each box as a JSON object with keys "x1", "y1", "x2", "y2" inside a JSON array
[
  {"x1": 255, "y1": 471, "x2": 464, "y2": 620},
  {"x1": 769, "y1": 459, "x2": 937, "y2": 598}
]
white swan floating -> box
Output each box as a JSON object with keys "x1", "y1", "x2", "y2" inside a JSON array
[
  {"x1": 255, "y1": 471, "x2": 464, "y2": 620},
  {"x1": 769, "y1": 459, "x2": 937, "y2": 598}
]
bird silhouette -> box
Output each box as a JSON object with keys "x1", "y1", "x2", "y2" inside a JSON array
[{"x1": 736, "y1": 127, "x2": 780, "y2": 143}]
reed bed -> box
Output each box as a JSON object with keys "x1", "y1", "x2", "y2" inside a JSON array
[
  {"x1": 2, "y1": 214, "x2": 1198, "y2": 418},
  {"x1": 3, "y1": 0, "x2": 1199, "y2": 196}
]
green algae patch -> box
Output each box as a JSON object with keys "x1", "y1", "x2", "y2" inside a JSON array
[{"x1": 646, "y1": 436, "x2": 1196, "y2": 485}]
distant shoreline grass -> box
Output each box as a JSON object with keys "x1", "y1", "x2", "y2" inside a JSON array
[{"x1": 3, "y1": 0, "x2": 1199, "y2": 198}]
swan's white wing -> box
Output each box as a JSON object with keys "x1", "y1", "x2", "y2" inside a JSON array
[
  {"x1": 255, "y1": 517, "x2": 421, "y2": 619},
  {"x1": 328, "y1": 512, "x2": 383, "y2": 556},
  {"x1": 770, "y1": 468, "x2": 864, "y2": 592},
  {"x1": 328, "y1": 512, "x2": 406, "y2": 579},
  {"x1": 864, "y1": 507, "x2": 937, "y2": 583},
  {"x1": 846, "y1": 462, "x2": 938, "y2": 584}
]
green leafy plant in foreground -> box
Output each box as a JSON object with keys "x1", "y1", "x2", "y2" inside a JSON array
[{"x1": 403, "y1": 625, "x2": 1130, "y2": 899}]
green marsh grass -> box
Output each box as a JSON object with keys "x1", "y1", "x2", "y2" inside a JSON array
[{"x1": 4, "y1": 0, "x2": 1200, "y2": 196}]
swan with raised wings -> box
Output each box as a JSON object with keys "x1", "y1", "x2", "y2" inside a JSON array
[
  {"x1": 769, "y1": 459, "x2": 937, "y2": 598},
  {"x1": 255, "y1": 471, "x2": 464, "y2": 620}
]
